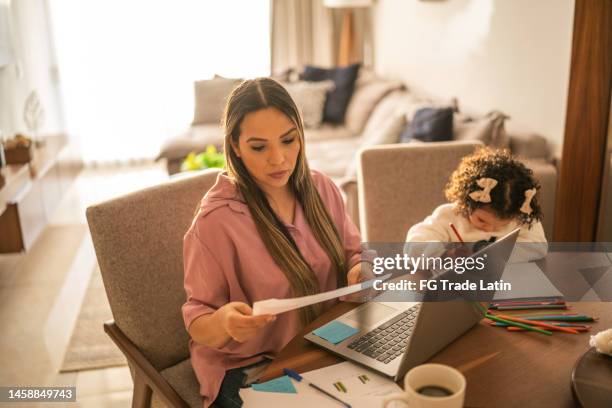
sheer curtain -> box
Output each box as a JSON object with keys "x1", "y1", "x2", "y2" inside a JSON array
[{"x1": 48, "y1": 0, "x2": 270, "y2": 163}]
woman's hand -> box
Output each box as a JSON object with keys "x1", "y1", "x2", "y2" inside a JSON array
[
  {"x1": 341, "y1": 262, "x2": 378, "y2": 303},
  {"x1": 217, "y1": 302, "x2": 276, "y2": 343}
]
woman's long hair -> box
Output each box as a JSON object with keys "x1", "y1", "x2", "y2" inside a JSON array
[{"x1": 222, "y1": 77, "x2": 346, "y2": 325}]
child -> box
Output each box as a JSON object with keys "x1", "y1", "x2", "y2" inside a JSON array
[{"x1": 406, "y1": 148, "x2": 547, "y2": 262}]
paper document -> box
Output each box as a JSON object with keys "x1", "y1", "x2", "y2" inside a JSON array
[
  {"x1": 239, "y1": 361, "x2": 403, "y2": 408},
  {"x1": 253, "y1": 274, "x2": 391, "y2": 316},
  {"x1": 494, "y1": 262, "x2": 563, "y2": 300}
]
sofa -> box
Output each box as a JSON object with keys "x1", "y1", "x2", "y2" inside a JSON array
[{"x1": 156, "y1": 68, "x2": 557, "y2": 237}]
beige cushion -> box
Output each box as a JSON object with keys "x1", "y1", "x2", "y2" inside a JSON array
[
  {"x1": 344, "y1": 78, "x2": 404, "y2": 134},
  {"x1": 360, "y1": 91, "x2": 409, "y2": 137},
  {"x1": 361, "y1": 114, "x2": 406, "y2": 147},
  {"x1": 453, "y1": 111, "x2": 510, "y2": 148},
  {"x1": 192, "y1": 78, "x2": 240, "y2": 125},
  {"x1": 283, "y1": 80, "x2": 334, "y2": 128}
]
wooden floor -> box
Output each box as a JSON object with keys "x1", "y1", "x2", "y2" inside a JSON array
[{"x1": 0, "y1": 162, "x2": 168, "y2": 408}]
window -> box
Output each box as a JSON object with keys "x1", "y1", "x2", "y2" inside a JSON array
[{"x1": 49, "y1": 0, "x2": 270, "y2": 162}]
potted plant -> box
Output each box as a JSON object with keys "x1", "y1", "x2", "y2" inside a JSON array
[{"x1": 180, "y1": 145, "x2": 225, "y2": 172}]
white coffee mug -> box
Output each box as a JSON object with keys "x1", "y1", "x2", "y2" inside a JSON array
[{"x1": 383, "y1": 364, "x2": 466, "y2": 408}]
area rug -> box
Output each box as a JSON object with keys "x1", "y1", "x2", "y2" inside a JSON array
[{"x1": 60, "y1": 265, "x2": 127, "y2": 372}]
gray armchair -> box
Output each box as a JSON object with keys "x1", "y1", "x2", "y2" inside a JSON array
[
  {"x1": 86, "y1": 168, "x2": 222, "y2": 408},
  {"x1": 354, "y1": 141, "x2": 481, "y2": 242}
]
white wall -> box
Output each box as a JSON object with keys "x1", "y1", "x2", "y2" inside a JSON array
[
  {"x1": 373, "y1": 0, "x2": 575, "y2": 153},
  {"x1": 0, "y1": 0, "x2": 64, "y2": 138}
]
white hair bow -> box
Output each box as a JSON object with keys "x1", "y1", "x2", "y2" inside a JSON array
[
  {"x1": 469, "y1": 178, "x2": 498, "y2": 203},
  {"x1": 520, "y1": 188, "x2": 537, "y2": 214}
]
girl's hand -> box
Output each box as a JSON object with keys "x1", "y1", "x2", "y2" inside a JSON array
[
  {"x1": 217, "y1": 302, "x2": 276, "y2": 343},
  {"x1": 442, "y1": 246, "x2": 472, "y2": 259}
]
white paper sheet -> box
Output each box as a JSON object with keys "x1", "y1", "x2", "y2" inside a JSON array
[
  {"x1": 494, "y1": 262, "x2": 563, "y2": 300},
  {"x1": 239, "y1": 361, "x2": 403, "y2": 408},
  {"x1": 252, "y1": 275, "x2": 391, "y2": 316}
]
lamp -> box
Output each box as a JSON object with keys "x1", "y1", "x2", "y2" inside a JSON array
[{"x1": 324, "y1": 0, "x2": 373, "y2": 66}]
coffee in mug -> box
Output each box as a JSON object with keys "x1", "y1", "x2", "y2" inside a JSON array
[{"x1": 383, "y1": 363, "x2": 465, "y2": 408}]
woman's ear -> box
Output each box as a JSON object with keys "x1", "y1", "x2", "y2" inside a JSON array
[{"x1": 230, "y1": 140, "x2": 241, "y2": 158}]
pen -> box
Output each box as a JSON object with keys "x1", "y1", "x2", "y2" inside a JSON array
[
  {"x1": 449, "y1": 223, "x2": 465, "y2": 244},
  {"x1": 283, "y1": 368, "x2": 351, "y2": 408}
]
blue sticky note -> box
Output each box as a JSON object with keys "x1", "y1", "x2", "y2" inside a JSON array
[
  {"x1": 313, "y1": 321, "x2": 358, "y2": 344},
  {"x1": 252, "y1": 375, "x2": 297, "y2": 394}
]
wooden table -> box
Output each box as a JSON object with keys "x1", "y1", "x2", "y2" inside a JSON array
[{"x1": 261, "y1": 301, "x2": 611, "y2": 407}]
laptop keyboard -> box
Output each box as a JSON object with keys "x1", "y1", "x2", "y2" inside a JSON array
[{"x1": 346, "y1": 304, "x2": 420, "y2": 364}]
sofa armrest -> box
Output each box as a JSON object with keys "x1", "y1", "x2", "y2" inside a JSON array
[
  {"x1": 104, "y1": 321, "x2": 190, "y2": 408},
  {"x1": 509, "y1": 133, "x2": 550, "y2": 161},
  {"x1": 338, "y1": 177, "x2": 360, "y2": 231}
]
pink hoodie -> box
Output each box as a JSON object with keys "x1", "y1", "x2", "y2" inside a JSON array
[{"x1": 182, "y1": 170, "x2": 362, "y2": 407}]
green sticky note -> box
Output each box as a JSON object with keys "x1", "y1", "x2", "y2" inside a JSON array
[
  {"x1": 313, "y1": 321, "x2": 358, "y2": 344},
  {"x1": 252, "y1": 375, "x2": 297, "y2": 394}
]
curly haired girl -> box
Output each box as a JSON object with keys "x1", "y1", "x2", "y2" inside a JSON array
[{"x1": 406, "y1": 148, "x2": 547, "y2": 261}]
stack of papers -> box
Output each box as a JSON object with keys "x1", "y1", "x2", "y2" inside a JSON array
[{"x1": 240, "y1": 361, "x2": 403, "y2": 407}]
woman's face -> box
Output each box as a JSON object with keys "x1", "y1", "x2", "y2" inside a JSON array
[
  {"x1": 232, "y1": 107, "x2": 301, "y2": 193},
  {"x1": 469, "y1": 207, "x2": 512, "y2": 233}
]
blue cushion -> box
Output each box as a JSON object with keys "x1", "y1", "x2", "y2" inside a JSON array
[
  {"x1": 400, "y1": 107, "x2": 454, "y2": 143},
  {"x1": 300, "y1": 64, "x2": 360, "y2": 124}
]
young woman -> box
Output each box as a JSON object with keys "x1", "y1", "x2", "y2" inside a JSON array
[{"x1": 182, "y1": 78, "x2": 367, "y2": 407}]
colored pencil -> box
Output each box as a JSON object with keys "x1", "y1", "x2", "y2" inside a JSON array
[
  {"x1": 494, "y1": 305, "x2": 569, "y2": 311},
  {"x1": 507, "y1": 326, "x2": 589, "y2": 332},
  {"x1": 484, "y1": 313, "x2": 552, "y2": 335},
  {"x1": 449, "y1": 223, "x2": 465, "y2": 243},
  {"x1": 493, "y1": 313, "x2": 579, "y2": 334},
  {"x1": 491, "y1": 296, "x2": 564, "y2": 303},
  {"x1": 489, "y1": 301, "x2": 566, "y2": 308},
  {"x1": 514, "y1": 315, "x2": 595, "y2": 322},
  {"x1": 514, "y1": 313, "x2": 578, "y2": 317},
  {"x1": 490, "y1": 322, "x2": 589, "y2": 328}
]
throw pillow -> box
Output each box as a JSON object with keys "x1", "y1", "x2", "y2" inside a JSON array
[
  {"x1": 192, "y1": 77, "x2": 241, "y2": 125},
  {"x1": 300, "y1": 63, "x2": 360, "y2": 124},
  {"x1": 344, "y1": 78, "x2": 404, "y2": 134},
  {"x1": 453, "y1": 110, "x2": 510, "y2": 148},
  {"x1": 283, "y1": 80, "x2": 335, "y2": 128},
  {"x1": 400, "y1": 107, "x2": 454, "y2": 143},
  {"x1": 360, "y1": 91, "x2": 407, "y2": 138}
]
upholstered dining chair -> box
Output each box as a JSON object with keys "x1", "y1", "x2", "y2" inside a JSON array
[
  {"x1": 86, "y1": 168, "x2": 222, "y2": 408},
  {"x1": 356, "y1": 141, "x2": 482, "y2": 242}
]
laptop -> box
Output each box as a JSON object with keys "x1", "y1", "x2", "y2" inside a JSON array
[{"x1": 304, "y1": 228, "x2": 520, "y2": 381}]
